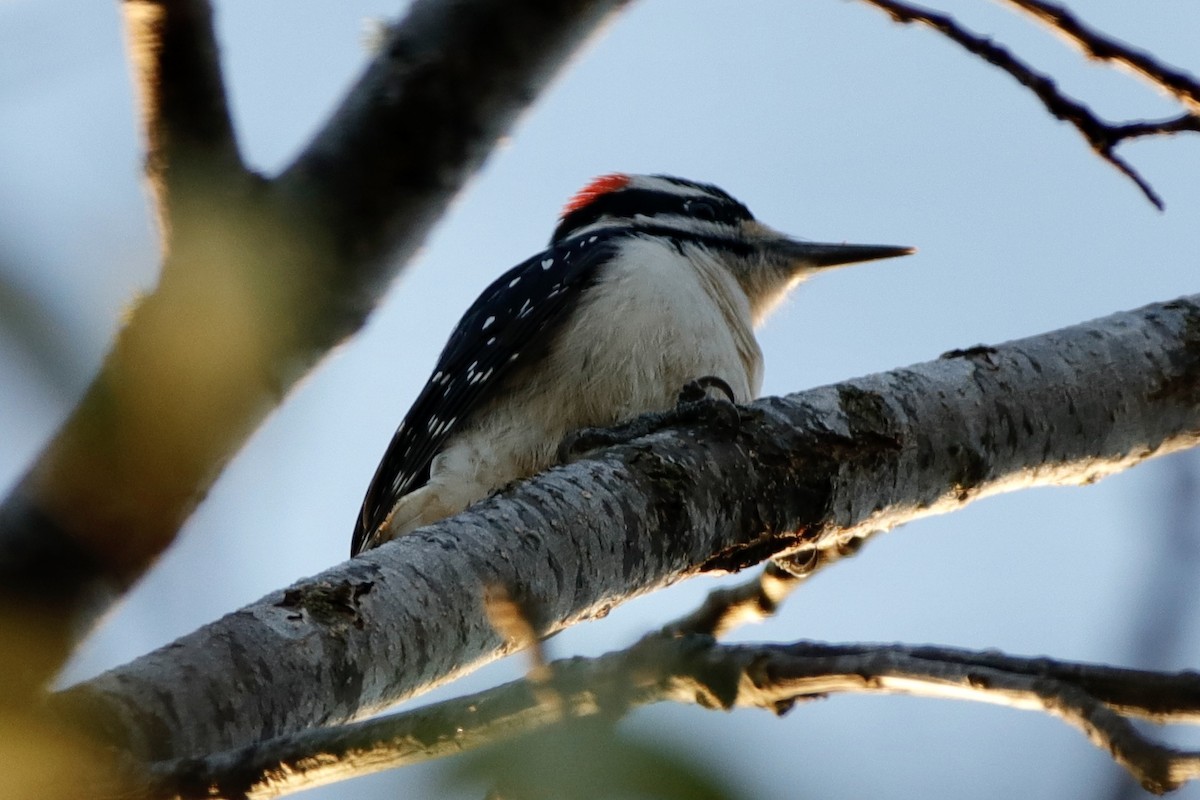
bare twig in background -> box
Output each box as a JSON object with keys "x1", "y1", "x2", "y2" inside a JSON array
[
  {"x1": 998, "y1": 0, "x2": 1200, "y2": 112},
  {"x1": 0, "y1": 0, "x2": 248, "y2": 704},
  {"x1": 140, "y1": 636, "x2": 1200, "y2": 799},
  {"x1": 857, "y1": 0, "x2": 1200, "y2": 209},
  {"x1": 738, "y1": 643, "x2": 1200, "y2": 794}
]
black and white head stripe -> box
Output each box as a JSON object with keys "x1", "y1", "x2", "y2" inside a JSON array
[
  {"x1": 551, "y1": 174, "x2": 754, "y2": 244},
  {"x1": 351, "y1": 229, "x2": 624, "y2": 554}
]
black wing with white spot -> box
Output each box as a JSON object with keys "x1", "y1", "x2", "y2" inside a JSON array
[{"x1": 351, "y1": 230, "x2": 625, "y2": 554}]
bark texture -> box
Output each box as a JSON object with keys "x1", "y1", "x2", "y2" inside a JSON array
[{"x1": 58, "y1": 294, "x2": 1200, "y2": 761}]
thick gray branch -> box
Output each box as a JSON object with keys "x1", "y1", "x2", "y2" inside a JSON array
[{"x1": 57, "y1": 295, "x2": 1200, "y2": 762}]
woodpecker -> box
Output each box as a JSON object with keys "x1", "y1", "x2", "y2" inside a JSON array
[{"x1": 351, "y1": 174, "x2": 913, "y2": 555}]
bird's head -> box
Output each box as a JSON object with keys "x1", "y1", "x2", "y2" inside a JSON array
[{"x1": 551, "y1": 173, "x2": 914, "y2": 321}]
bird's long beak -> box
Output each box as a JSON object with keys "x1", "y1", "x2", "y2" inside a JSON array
[{"x1": 774, "y1": 238, "x2": 916, "y2": 269}]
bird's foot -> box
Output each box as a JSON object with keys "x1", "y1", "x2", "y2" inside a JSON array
[
  {"x1": 558, "y1": 418, "x2": 660, "y2": 462},
  {"x1": 675, "y1": 375, "x2": 736, "y2": 406},
  {"x1": 669, "y1": 374, "x2": 742, "y2": 430},
  {"x1": 557, "y1": 375, "x2": 741, "y2": 462}
]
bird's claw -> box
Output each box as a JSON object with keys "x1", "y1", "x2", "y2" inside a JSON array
[
  {"x1": 674, "y1": 374, "x2": 741, "y2": 428},
  {"x1": 676, "y1": 375, "x2": 737, "y2": 406},
  {"x1": 557, "y1": 425, "x2": 633, "y2": 462},
  {"x1": 558, "y1": 375, "x2": 741, "y2": 463}
]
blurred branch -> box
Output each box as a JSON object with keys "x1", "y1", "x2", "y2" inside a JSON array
[
  {"x1": 660, "y1": 520, "x2": 877, "y2": 640},
  {"x1": 139, "y1": 634, "x2": 1200, "y2": 798},
  {"x1": 54, "y1": 294, "x2": 1200, "y2": 764},
  {"x1": 0, "y1": 0, "x2": 628, "y2": 692},
  {"x1": 0, "y1": 260, "x2": 87, "y2": 396},
  {"x1": 663, "y1": 532, "x2": 880, "y2": 639},
  {"x1": 276, "y1": 1, "x2": 625, "y2": 286},
  {"x1": 1105, "y1": 451, "x2": 1200, "y2": 800},
  {"x1": 857, "y1": 0, "x2": 1200, "y2": 209},
  {"x1": 662, "y1": 561, "x2": 803, "y2": 639},
  {"x1": 123, "y1": 0, "x2": 243, "y2": 229}
]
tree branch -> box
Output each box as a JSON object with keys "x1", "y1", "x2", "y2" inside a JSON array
[
  {"x1": 856, "y1": 0, "x2": 1200, "y2": 209},
  {"x1": 141, "y1": 634, "x2": 1200, "y2": 799},
  {"x1": 662, "y1": 561, "x2": 802, "y2": 639},
  {"x1": 0, "y1": 0, "x2": 627, "y2": 691},
  {"x1": 122, "y1": 0, "x2": 243, "y2": 229},
  {"x1": 113, "y1": 560, "x2": 805, "y2": 798},
  {"x1": 0, "y1": 0, "x2": 250, "y2": 702},
  {"x1": 663, "y1": 527, "x2": 881, "y2": 639},
  {"x1": 999, "y1": 0, "x2": 1200, "y2": 112},
  {"x1": 55, "y1": 294, "x2": 1200, "y2": 763},
  {"x1": 277, "y1": 0, "x2": 628, "y2": 289},
  {"x1": 734, "y1": 642, "x2": 1200, "y2": 794}
]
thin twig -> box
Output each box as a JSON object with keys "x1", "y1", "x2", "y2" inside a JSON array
[
  {"x1": 485, "y1": 584, "x2": 561, "y2": 717},
  {"x1": 663, "y1": 533, "x2": 881, "y2": 639},
  {"x1": 780, "y1": 642, "x2": 1200, "y2": 724},
  {"x1": 662, "y1": 562, "x2": 801, "y2": 638},
  {"x1": 743, "y1": 643, "x2": 1200, "y2": 794},
  {"x1": 998, "y1": 0, "x2": 1200, "y2": 112},
  {"x1": 140, "y1": 638, "x2": 1200, "y2": 799},
  {"x1": 856, "y1": 0, "x2": 1200, "y2": 209}
]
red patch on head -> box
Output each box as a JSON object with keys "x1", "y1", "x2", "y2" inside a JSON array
[{"x1": 561, "y1": 173, "x2": 631, "y2": 217}]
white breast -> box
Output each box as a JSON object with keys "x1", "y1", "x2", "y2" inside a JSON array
[
  {"x1": 396, "y1": 235, "x2": 764, "y2": 537},
  {"x1": 556, "y1": 235, "x2": 763, "y2": 416}
]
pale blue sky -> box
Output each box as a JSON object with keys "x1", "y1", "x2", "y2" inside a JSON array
[{"x1": 2, "y1": 2, "x2": 1199, "y2": 798}]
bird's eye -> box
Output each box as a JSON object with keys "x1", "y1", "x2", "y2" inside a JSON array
[{"x1": 687, "y1": 199, "x2": 720, "y2": 221}]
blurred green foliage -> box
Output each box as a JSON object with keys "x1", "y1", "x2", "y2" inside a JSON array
[{"x1": 445, "y1": 715, "x2": 743, "y2": 800}]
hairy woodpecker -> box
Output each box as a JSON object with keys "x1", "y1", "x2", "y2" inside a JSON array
[{"x1": 351, "y1": 174, "x2": 912, "y2": 555}]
